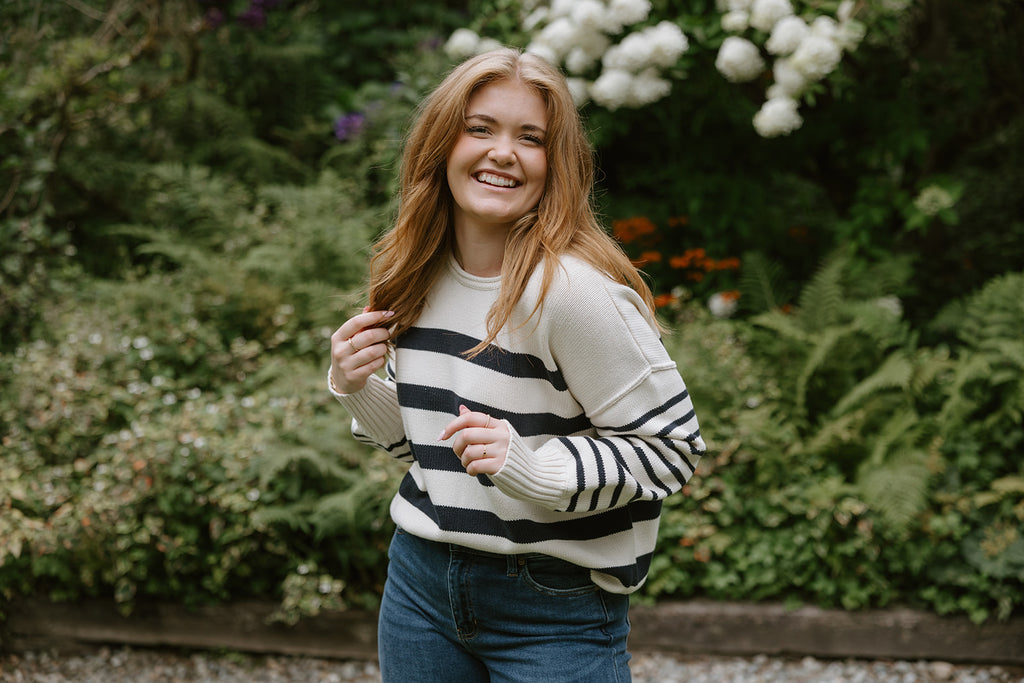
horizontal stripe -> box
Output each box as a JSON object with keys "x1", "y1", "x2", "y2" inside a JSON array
[
  {"x1": 397, "y1": 384, "x2": 592, "y2": 437},
  {"x1": 398, "y1": 473, "x2": 661, "y2": 542},
  {"x1": 409, "y1": 442, "x2": 496, "y2": 487},
  {"x1": 400, "y1": 327, "x2": 568, "y2": 391},
  {"x1": 397, "y1": 475, "x2": 659, "y2": 587}
]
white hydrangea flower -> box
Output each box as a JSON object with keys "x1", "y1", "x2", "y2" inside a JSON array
[
  {"x1": 445, "y1": 28, "x2": 480, "y2": 59},
  {"x1": 526, "y1": 41, "x2": 559, "y2": 65},
  {"x1": 522, "y1": 7, "x2": 550, "y2": 31},
  {"x1": 477, "y1": 37, "x2": 504, "y2": 54},
  {"x1": 913, "y1": 185, "x2": 956, "y2": 216},
  {"x1": 772, "y1": 57, "x2": 808, "y2": 95},
  {"x1": 810, "y1": 16, "x2": 839, "y2": 40},
  {"x1": 566, "y1": 77, "x2": 591, "y2": 106},
  {"x1": 646, "y1": 21, "x2": 688, "y2": 68},
  {"x1": 549, "y1": 0, "x2": 577, "y2": 19},
  {"x1": 715, "y1": 36, "x2": 766, "y2": 83},
  {"x1": 566, "y1": 47, "x2": 598, "y2": 74},
  {"x1": 752, "y1": 96, "x2": 803, "y2": 137},
  {"x1": 721, "y1": 10, "x2": 750, "y2": 33},
  {"x1": 574, "y1": 28, "x2": 612, "y2": 61},
  {"x1": 590, "y1": 68, "x2": 634, "y2": 110},
  {"x1": 630, "y1": 67, "x2": 673, "y2": 106},
  {"x1": 790, "y1": 34, "x2": 842, "y2": 80},
  {"x1": 603, "y1": 31, "x2": 654, "y2": 72},
  {"x1": 603, "y1": 0, "x2": 652, "y2": 34},
  {"x1": 765, "y1": 15, "x2": 809, "y2": 55},
  {"x1": 535, "y1": 17, "x2": 579, "y2": 60},
  {"x1": 572, "y1": 0, "x2": 607, "y2": 30},
  {"x1": 836, "y1": 19, "x2": 867, "y2": 51},
  {"x1": 749, "y1": 0, "x2": 794, "y2": 33},
  {"x1": 708, "y1": 292, "x2": 739, "y2": 318},
  {"x1": 717, "y1": 0, "x2": 753, "y2": 11},
  {"x1": 837, "y1": 0, "x2": 856, "y2": 22}
]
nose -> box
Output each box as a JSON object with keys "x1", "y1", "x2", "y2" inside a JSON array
[{"x1": 487, "y1": 138, "x2": 516, "y2": 166}]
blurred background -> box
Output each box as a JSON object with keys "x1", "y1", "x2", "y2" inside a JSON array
[{"x1": 1, "y1": 0, "x2": 1021, "y2": 631}]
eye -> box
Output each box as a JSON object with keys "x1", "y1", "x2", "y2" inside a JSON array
[
  {"x1": 466, "y1": 126, "x2": 490, "y2": 136},
  {"x1": 522, "y1": 134, "x2": 545, "y2": 146}
]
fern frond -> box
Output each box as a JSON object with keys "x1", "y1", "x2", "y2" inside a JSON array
[
  {"x1": 856, "y1": 449, "x2": 931, "y2": 535},
  {"x1": 751, "y1": 309, "x2": 810, "y2": 343},
  {"x1": 798, "y1": 250, "x2": 849, "y2": 331},
  {"x1": 252, "y1": 504, "x2": 313, "y2": 533},
  {"x1": 795, "y1": 324, "x2": 854, "y2": 417},
  {"x1": 832, "y1": 351, "x2": 914, "y2": 416},
  {"x1": 739, "y1": 251, "x2": 788, "y2": 313}
]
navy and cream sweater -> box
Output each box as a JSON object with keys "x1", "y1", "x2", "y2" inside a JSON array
[{"x1": 330, "y1": 254, "x2": 705, "y2": 594}]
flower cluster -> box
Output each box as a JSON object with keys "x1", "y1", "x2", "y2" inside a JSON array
[
  {"x1": 714, "y1": 0, "x2": 879, "y2": 137},
  {"x1": 444, "y1": 0, "x2": 689, "y2": 110}
]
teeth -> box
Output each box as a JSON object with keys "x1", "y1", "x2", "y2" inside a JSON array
[{"x1": 477, "y1": 172, "x2": 518, "y2": 188}]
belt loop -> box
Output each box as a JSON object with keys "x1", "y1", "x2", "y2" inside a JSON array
[{"x1": 507, "y1": 553, "x2": 519, "y2": 577}]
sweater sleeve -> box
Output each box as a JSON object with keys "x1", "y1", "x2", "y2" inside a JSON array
[
  {"x1": 328, "y1": 363, "x2": 412, "y2": 462},
  {"x1": 489, "y1": 263, "x2": 706, "y2": 512}
]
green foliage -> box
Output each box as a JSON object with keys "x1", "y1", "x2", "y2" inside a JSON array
[
  {"x1": 1, "y1": 0, "x2": 1021, "y2": 628},
  {"x1": 647, "y1": 267, "x2": 1024, "y2": 622}
]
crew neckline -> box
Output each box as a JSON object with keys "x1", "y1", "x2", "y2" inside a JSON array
[{"x1": 448, "y1": 254, "x2": 501, "y2": 291}]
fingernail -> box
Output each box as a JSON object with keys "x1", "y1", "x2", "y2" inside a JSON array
[
  {"x1": 382, "y1": 310, "x2": 395, "y2": 318},
  {"x1": 438, "y1": 430, "x2": 446, "y2": 441}
]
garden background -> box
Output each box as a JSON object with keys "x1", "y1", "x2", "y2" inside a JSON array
[{"x1": 1, "y1": 0, "x2": 1022, "y2": 632}]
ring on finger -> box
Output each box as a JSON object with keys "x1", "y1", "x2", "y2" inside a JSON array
[
  {"x1": 348, "y1": 338, "x2": 358, "y2": 353},
  {"x1": 486, "y1": 416, "x2": 492, "y2": 429},
  {"x1": 482, "y1": 445, "x2": 487, "y2": 457}
]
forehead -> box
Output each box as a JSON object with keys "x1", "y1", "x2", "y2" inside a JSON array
[{"x1": 465, "y1": 78, "x2": 548, "y2": 126}]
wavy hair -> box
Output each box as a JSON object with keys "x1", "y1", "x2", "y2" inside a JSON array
[{"x1": 368, "y1": 47, "x2": 659, "y2": 355}]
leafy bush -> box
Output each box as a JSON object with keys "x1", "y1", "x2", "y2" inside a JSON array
[{"x1": 645, "y1": 263, "x2": 1024, "y2": 622}]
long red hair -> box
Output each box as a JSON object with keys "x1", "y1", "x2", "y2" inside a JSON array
[{"x1": 368, "y1": 48, "x2": 658, "y2": 355}]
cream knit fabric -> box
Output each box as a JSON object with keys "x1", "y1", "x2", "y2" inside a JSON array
[{"x1": 331, "y1": 254, "x2": 705, "y2": 593}]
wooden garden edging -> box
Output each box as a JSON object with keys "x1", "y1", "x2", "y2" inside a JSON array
[{"x1": 3, "y1": 597, "x2": 1022, "y2": 665}]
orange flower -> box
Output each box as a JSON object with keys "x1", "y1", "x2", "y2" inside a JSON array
[
  {"x1": 716, "y1": 257, "x2": 741, "y2": 270},
  {"x1": 721, "y1": 290, "x2": 741, "y2": 302},
  {"x1": 653, "y1": 293, "x2": 677, "y2": 307},
  {"x1": 612, "y1": 216, "x2": 657, "y2": 244},
  {"x1": 667, "y1": 215, "x2": 690, "y2": 227},
  {"x1": 639, "y1": 250, "x2": 662, "y2": 263}
]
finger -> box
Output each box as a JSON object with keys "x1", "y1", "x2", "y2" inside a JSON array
[
  {"x1": 460, "y1": 442, "x2": 490, "y2": 469},
  {"x1": 347, "y1": 325, "x2": 391, "y2": 354},
  {"x1": 333, "y1": 310, "x2": 394, "y2": 344},
  {"x1": 439, "y1": 407, "x2": 491, "y2": 441}
]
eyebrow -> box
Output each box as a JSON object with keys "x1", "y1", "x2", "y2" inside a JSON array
[{"x1": 465, "y1": 113, "x2": 547, "y2": 136}]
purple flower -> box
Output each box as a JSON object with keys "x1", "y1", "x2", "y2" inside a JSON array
[
  {"x1": 334, "y1": 112, "x2": 366, "y2": 142},
  {"x1": 203, "y1": 8, "x2": 225, "y2": 29},
  {"x1": 237, "y1": 5, "x2": 266, "y2": 28}
]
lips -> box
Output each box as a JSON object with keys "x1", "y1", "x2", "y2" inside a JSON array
[{"x1": 474, "y1": 171, "x2": 520, "y2": 188}]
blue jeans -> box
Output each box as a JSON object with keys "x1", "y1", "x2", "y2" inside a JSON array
[{"x1": 377, "y1": 528, "x2": 632, "y2": 682}]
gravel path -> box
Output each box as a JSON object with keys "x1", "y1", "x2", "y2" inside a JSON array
[{"x1": 1, "y1": 647, "x2": 1021, "y2": 683}]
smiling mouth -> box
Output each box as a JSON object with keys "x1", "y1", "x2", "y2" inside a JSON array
[{"x1": 475, "y1": 172, "x2": 519, "y2": 188}]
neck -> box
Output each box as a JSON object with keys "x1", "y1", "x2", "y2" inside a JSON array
[{"x1": 453, "y1": 224, "x2": 507, "y2": 277}]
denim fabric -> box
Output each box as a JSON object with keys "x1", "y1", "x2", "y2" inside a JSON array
[{"x1": 377, "y1": 528, "x2": 632, "y2": 682}]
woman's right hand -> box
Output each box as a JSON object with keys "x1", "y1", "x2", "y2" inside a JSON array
[{"x1": 330, "y1": 308, "x2": 394, "y2": 394}]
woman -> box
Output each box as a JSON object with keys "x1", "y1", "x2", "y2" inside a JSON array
[{"x1": 329, "y1": 48, "x2": 705, "y2": 682}]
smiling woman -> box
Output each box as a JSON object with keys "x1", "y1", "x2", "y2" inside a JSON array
[
  {"x1": 446, "y1": 78, "x2": 549, "y2": 276},
  {"x1": 326, "y1": 47, "x2": 706, "y2": 682}
]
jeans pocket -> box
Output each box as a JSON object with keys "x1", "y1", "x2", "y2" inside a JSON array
[{"x1": 522, "y1": 555, "x2": 598, "y2": 596}]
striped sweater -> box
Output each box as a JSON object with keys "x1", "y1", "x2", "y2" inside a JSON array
[{"x1": 330, "y1": 254, "x2": 706, "y2": 594}]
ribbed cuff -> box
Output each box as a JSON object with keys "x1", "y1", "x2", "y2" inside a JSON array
[
  {"x1": 327, "y1": 369, "x2": 403, "y2": 441},
  {"x1": 491, "y1": 421, "x2": 569, "y2": 510}
]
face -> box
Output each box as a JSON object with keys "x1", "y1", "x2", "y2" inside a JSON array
[{"x1": 446, "y1": 78, "x2": 549, "y2": 238}]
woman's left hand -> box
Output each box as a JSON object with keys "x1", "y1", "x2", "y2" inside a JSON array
[{"x1": 440, "y1": 405, "x2": 510, "y2": 476}]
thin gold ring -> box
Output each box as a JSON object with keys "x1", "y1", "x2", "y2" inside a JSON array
[
  {"x1": 486, "y1": 416, "x2": 492, "y2": 429},
  {"x1": 348, "y1": 338, "x2": 358, "y2": 353},
  {"x1": 482, "y1": 445, "x2": 487, "y2": 457}
]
